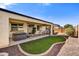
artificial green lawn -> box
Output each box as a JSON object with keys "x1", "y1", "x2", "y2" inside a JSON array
[{"x1": 20, "y1": 36, "x2": 65, "y2": 54}]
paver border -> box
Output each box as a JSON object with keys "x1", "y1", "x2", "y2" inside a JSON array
[{"x1": 18, "y1": 41, "x2": 65, "y2": 56}]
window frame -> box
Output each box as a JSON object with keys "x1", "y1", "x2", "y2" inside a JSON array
[{"x1": 11, "y1": 23, "x2": 24, "y2": 32}]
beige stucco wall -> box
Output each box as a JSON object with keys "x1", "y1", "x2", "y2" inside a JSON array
[
  {"x1": 40, "y1": 26, "x2": 46, "y2": 31},
  {"x1": 0, "y1": 13, "x2": 9, "y2": 48},
  {"x1": 35, "y1": 26, "x2": 46, "y2": 34},
  {"x1": 27, "y1": 26, "x2": 33, "y2": 34}
]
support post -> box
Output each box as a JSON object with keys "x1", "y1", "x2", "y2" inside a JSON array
[
  {"x1": 50, "y1": 25, "x2": 53, "y2": 35},
  {"x1": 34, "y1": 24, "x2": 37, "y2": 34}
]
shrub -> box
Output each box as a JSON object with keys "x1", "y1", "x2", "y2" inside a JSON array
[
  {"x1": 65, "y1": 27, "x2": 74, "y2": 36},
  {"x1": 64, "y1": 24, "x2": 73, "y2": 29},
  {"x1": 32, "y1": 27, "x2": 36, "y2": 34}
]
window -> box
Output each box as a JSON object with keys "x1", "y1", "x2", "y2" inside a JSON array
[
  {"x1": 11, "y1": 24, "x2": 18, "y2": 31},
  {"x1": 18, "y1": 24, "x2": 23, "y2": 28},
  {"x1": 11, "y1": 23, "x2": 23, "y2": 31},
  {"x1": 37, "y1": 25, "x2": 40, "y2": 31}
]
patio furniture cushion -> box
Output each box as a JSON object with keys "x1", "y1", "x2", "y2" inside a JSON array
[{"x1": 12, "y1": 32, "x2": 29, "y2": 41}]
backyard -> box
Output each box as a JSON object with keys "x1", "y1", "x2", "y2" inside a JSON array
[{"x1": 20, "y1": 36, "x2": 65, "y2": 54}]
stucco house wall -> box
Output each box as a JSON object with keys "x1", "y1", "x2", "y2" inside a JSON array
[{"x1": 0, "y1": 12, "x2": 9, "y2": 48}]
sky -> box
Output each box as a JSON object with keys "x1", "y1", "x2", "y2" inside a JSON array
[{"x1": 0, "y1": 3, "x2": 79, "y2": 26}]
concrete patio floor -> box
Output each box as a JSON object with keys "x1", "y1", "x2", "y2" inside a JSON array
[
  {"x1": 58, "y1": 37, "x2": 79, "y2": 56},
  {"x1": 9, "y1": 35, "x2": 50, "y2": 46}
]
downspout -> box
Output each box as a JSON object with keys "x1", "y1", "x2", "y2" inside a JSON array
[{"x1": 77, "y1": 25, "x2": 79, "y2": 38}]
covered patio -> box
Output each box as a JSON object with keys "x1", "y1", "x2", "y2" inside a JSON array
[{"x1": 9, "y1": 18, "x2": 53, "y2": 46}]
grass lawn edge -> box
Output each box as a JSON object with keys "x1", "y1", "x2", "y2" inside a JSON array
[
  {"x1": 18, "y1": 36, "x2": 66, "y2": 55},
  {"x1": 18, "y1": 41, "x2": 65, "y2": 56}
]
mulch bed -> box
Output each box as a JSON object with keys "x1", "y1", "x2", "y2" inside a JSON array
[
  {"x1": 44, "y1": 43, "x2": 64, "y2": 56},
  {"x1": 0, "y1": 45, "x2": 25, "y2": 56}
]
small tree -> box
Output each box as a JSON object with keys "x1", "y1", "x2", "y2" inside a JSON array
[
  {"x1": 64, "y1": 24, "x2": 73, "y2": 29},
  {"x1": 65, "y1": 27, "x2": 74, "y2": 36},
  {"x1": 32, "y1": 27, "x2": 36, "y2": 34}
]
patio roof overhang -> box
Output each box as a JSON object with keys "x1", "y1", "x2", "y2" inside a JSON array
[{"x1": 0, "y1": 8, "x2": 54, "y2": 25}]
